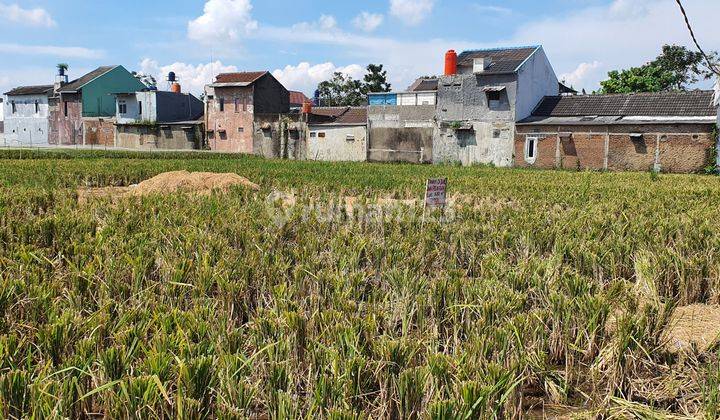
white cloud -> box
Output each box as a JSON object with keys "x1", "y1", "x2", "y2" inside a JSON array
[
  {"x1": 272, "y1": 62, "x2": 365, "y2": 95},
  {"x1": 353, "y1": 12, "x2": 384, "y2": 32},
  {"x1": 291, "y1": 14, "x2": 339, "y2": 33},
  {"x1": 472, "y1": 5, "x2": 512, "y2": 15},
  {"x1": 505, "y1": 0, "x2": 720, "y2": 91},
  {"x1": 188, "y1": 0, "x2": 258, "y2": 44},
  {"x1": 318, "y1": 15, "x2": 337, "y2": 31},
  {"x1": 140, "y1": 58, "x2": 238, "y2": 96},
  {"x1": 559, "y1": 61, "x2": 602, "y2": 89},
  {"x1": 0, "y1": 3, "x2": 55, "y2": 27},
  {"x1": 390, "y1": 0, "x2": 435, "y2": 26},
  {"x1": 0, "y1": 43, "x2": 104, "y2": 59}
]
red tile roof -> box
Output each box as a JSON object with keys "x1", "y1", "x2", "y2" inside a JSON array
[
  {"x1": 214, "y1": 71, "x2": 268, "y2": 84},
  {"x1": 289, "y1": 91, "x2": 310, "y2": 105}
]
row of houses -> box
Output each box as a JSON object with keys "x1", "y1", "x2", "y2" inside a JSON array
[{"x1": 3, "y1": 46, "x2": 719, "y2": 173}]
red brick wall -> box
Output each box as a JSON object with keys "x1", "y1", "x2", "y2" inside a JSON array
[
  {"x1": 206, "y1": 86, "x2": 255, "y2": 153},
  {"x1": 514, "y1": 135, "x2": 556, "y2": 168},
  {"x1": 515, "y1": 123, "x2": 715, "y2": 173},
  {"x1": 83, "y1": 118, "x2": 115, "y2": 146},
  {"x1": 49, "y1": 95, "x2": 82, "y2": 145}
]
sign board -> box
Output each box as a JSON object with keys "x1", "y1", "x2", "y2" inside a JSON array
[{"x1": 424, "y1": 178, "x2": 447, "y2": 210}]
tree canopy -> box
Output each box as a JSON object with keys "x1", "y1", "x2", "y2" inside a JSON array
[
  {"x1": 316, "y1": 64, "x2": 392, "y2": 106},
  {"x1": 600, "y1": 45, "x2": 718, "y2": 94}
]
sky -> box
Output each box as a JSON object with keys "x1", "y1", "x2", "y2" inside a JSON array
[{"x1": 0, "y1": 0, "x2": 718, "y2": 100}]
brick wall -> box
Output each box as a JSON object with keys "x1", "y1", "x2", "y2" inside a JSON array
[
  {"x1": 206, "y1": 86, "x2": 255, "y2": 153},
  {"x1": 515, "y1": 123, "x2": 715, "y2": 173},
  {"x1": 49, "y1": 95, "x2": 82, "y2": 145},
  {"x1": 83, "y1": 118, "x2": 116, "y2": 146}
]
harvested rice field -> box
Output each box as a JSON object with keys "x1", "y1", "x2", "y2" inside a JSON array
[{"x1": 1, "y1": 149, "x2": 719, "y2": 419}]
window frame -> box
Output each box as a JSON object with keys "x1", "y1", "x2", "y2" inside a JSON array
[
  {"x1": 525, "y1": 136, "x2": 538, "y2": 164},
  {"x1": 34, "y1": 100, "x2": 39, "y2": 114},
  {"x1": 346, "y1": 134, "x2": 355, "y2": 142},
  {"x1": 11, "y1": 101, "x2": 16, "y2": 114},
  {"x1": 219, "y1": 98, "x2": 225, "y2": 112},
  {"x1": 118, "y1": 101, "x2": 127, "y2": 115}
]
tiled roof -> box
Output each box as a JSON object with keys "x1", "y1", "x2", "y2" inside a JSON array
[
  {"x1": 4, "y1": 85, "x2": 53, "y2": 96},
  {"x1": 214, "y1": 71, "x2": 268, "y2": 85},
  {"x1": 58, "y1": 66, "x2": 118, "y2": 93},
  {"x1": 309, "y1": 106, "x2": 367, "y2": 125},
  {"x1": 289, "y1": 91, "x2": 310, "y2": 105},
  {"x1": 457, "y1": 46, "x2": 539, "y2": 74},
  {"x1": 408, "y1": 78, "x2": 438, "y2": 92},
  {"x1": 532, "y1": 91, "x2": 717, "y2": 117}
]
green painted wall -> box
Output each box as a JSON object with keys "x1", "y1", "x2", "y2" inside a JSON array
[{"x1": 81, "y1": 66, "x2": 146, "y2": 117}]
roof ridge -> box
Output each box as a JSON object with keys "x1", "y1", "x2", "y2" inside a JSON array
[{"x1": 460, "y1": 45, "x2": 540, "y2": 54}]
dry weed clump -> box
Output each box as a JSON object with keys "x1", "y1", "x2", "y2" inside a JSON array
[{"x1": 1, "y1": 152, "x2": 720, "y2": 418}]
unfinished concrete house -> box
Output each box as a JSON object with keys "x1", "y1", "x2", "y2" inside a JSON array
[
  {"x1": 3, "y1": 85, "x2": 53, "y2": 147},
  {"x1": 114, "y1": 78, "x2": 204, "y2": 150},
  {"x1": 515, "y1": 91, "x2": 718, "y2": 173},
  {"x1": 50, "y1": 66, "x2": 147, "y2": 146},
  {"x1": 205, "y1": 71, "x2": 290, "y2": 154},
  {"x1": 306, "y1": 106, "x2": 368, "y2": 161},
  {"x1": 367, "y1": 78, "x2": 438, "y2": 163},
  {"x1": 435, "y1": 46, "x2": 559, "y2": 166}
]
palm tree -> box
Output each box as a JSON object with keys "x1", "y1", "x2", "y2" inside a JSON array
[{"x1": 57, "y1": 63, "x2": 69, "y2": 76}]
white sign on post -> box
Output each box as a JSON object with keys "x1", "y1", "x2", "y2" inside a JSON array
[{"x1": 423, "y1": 178, "x2": 447, "y2": 225}]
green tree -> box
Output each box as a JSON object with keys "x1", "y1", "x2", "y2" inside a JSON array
[
  {"x1": 600, "y1": 44, "x2": 718, "y2": 94},
  {"x1": 317, "y1": 72, "x2": 364, "y2": 106},
  {"x1": 362, "y1": 64, "x2": 392, "y2": 94}
]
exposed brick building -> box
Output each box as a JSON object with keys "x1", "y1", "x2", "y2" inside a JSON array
[
  {"x1": 515, "y1": 91, "x2": 718, "y2": 173},
  {"x1": 205, "y1": 71, "x2": 289, "y2": 154}
]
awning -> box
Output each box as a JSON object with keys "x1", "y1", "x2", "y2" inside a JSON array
[{"x1": 483, "y1": 86, "x2": 506, "y2": 92}]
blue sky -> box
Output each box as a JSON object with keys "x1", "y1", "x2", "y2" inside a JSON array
[{"x1": 0, "y1": 0, "x2": 718, "y2": 97}]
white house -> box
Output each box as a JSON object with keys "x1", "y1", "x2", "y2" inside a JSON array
[
  {"x1": 3, "y1": 85, "x2": 53, "y2": 147},
  {"x1": 306, "y1": 107, "x2": 368, "y2": 162}
]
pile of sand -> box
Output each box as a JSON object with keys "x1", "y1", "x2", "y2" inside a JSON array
[
  {"x1": 78, "y1": 171, "x2": 259, "y2": 204},
  {"x1": 663, "y1": 304, "x2": 720, "y2": 353},
  {"x1": 129, "y1": 171, "x2": 259, "y2": 195}
]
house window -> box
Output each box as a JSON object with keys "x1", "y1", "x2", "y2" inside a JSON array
[
  {"x1": 346, "y1": 134, "x2": 355, "y2": 141},
  {"x1": 207, "y1": 131, "x2": 215, "y2": 140},
  {"x1": 235, "y1": 98, "x2": 240, "y2": 113},
  {"x1": 238, "y1": 127, "x2": 244, "y2": 133},
  {"x1": 118, "y1": 101, "x2": 127, "y2": 114},
  {"x1": 318, "y1": 132, "x2": 326, "y2": 138},
  {"x1": 138, "y1": 101, "x2": 143, "y2": 116},
  {"x1": 525, "y1": 136, "x2": 538, "y2": 164},
  {"x1": 11, "y1": 101, "x2": 16, "y2": 114},
  {"x1": 219, "y1": 98, "x2": 225, "y2": 112},
  {"x1": 63, "y1": 101, "x2": 68, "y2": 117},
  {"x1": 487, "y1": 91, "x2": 501, "y2": 108},
  {"x1": 35, "y1": 100, "x2": 39, "y2": 114},
  {"x1": 309, "y1": 132, "x2": 317, "y2": 138}
]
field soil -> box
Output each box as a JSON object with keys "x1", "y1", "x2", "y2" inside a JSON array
[{"x1": 664, "y1": 304, "x2": 720, "y2": 353}]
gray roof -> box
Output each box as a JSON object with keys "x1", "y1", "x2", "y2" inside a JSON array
[
  {"x1": 408, "y1": 78, "x2": 438, "y2": 92},
  {"x1": 457, "y1": 46, "x2": 539, "y2": 74},
  {"x1": 4, "y1": 85, "x2": 53, "y2": 96},
  {"x1": 532, "y1": 91, "x2": 717, "y2": 117},
  {"x1": 58, "y1": 66, "x2": 118, "y2": 93}
]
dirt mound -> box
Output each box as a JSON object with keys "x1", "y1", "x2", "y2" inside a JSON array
[
  {"x1": 663, "y1": 304, "x2": 720, "y2": 353},
  {"x1": 129, "y1": 171, "x2": 259, "y2": 195},
  {"x1": 78, "y1": 171, "x2": 259, "y2": 204}
]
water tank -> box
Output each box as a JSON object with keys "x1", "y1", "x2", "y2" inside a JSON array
[
  {"x1": 171, "y1": 83, "x2": 181, "y2": 93},
  {"x1": 445, "y1": 50, "x2": 457, "y2": 76},
  {"x1": 302, "y1": 101, "x2": 312, "y2": 114},
  {"x1": 168, "y1": 71, "x2": 177, "y2": 82}
]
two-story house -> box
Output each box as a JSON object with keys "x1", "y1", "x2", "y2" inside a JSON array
[
  {"x1": 114, "y1": 86, "x2": 204, "y2": 150},
  {"x1": 204, "y1": 71, "x2": 289, "y2": 154},
  {"x1": 50, "y1": 65, "x2": 147, "y2": 146},
  {"x1": 3, "y1": 85, "x2": 53, "y2": 147},
  {"x1": 434, "y1": 46, "x2": 559, "y2": 166}
]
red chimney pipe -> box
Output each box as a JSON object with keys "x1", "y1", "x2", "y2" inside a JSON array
[{"x1": 445, "y1": 50, "x2": 458, "y2": 76}]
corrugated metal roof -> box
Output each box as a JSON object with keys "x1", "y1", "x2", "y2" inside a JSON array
[
  {"x1": 457, "y1": 46, "x2": 539, "y2": 74},
  {"x1": 4, "y1": 85, "x2": 53, "y2": 96},
  {"x1": 532, "y1": 91, "x2": 717, "y2": 117},
  {"x1": 58, "y1": 66, "x2": 118, "y2": 93}
]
